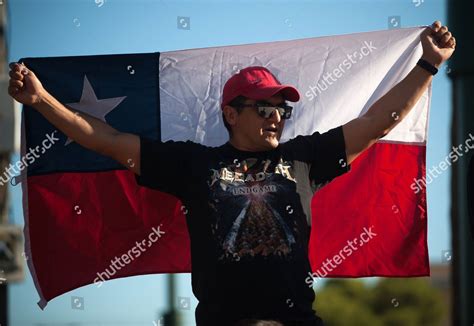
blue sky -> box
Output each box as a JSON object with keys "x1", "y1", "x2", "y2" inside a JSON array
[{"x1": 5, "y1": 0, "x2": 452, "y2": 324}]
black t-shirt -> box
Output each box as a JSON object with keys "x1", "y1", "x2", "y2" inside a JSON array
[{"x1": 135, "y1": 125, "x2": 351, "y2": 325}]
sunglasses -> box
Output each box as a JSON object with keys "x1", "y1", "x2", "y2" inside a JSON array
[{"x1": 236, "y1": 101, "x2": 293, "y2": 119}]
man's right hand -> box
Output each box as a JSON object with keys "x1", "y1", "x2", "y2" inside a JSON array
[
  {"x1": 7, "y1": 61, "x2": 141, "y2": 175},
  {"x1": 8, "y1": 62, "x2": 46, "y2": 107}
]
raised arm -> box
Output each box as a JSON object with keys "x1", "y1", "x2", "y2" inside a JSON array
[
  {"x1": 342, "y1": 20, "x2": 456, "y2": 164},
  {"x1": 7, "y1": 62, "x2": 141, "y2": 175}
]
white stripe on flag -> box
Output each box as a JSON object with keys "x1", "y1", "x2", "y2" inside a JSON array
[{"x1": 159, "y1": 26, "x2": 430, "y2": 146}]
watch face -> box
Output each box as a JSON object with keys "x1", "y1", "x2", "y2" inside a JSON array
[{"x1": 418, "y1": 59, "x2": 438, "y2": 75}]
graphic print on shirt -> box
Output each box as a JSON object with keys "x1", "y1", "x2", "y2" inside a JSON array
[{"x1": 207, "y1": 156, "x2": 302, "y2": 262}]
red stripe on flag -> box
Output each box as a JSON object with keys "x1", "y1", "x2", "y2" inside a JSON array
[
  {"x1": 26, "y1": 142, "x2": 429, "y2": 303},
  {"x1": 26, "y1": 170, "x2": 191, "y2": 302},
  {"x1": 310, "y1": 142, "x2": 429, "y2": 277}
]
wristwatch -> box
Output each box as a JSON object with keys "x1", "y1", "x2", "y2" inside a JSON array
[{"x1": 417, "y1": 58, "x2": 439, "y2": 75}]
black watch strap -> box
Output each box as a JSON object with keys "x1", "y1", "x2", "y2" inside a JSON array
[{"x1": 417, "y1": 58, "x2": 438, "y2": 75}]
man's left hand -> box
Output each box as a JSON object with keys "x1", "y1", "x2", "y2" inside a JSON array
[{"x1": 420, "y1": 20, "x2": 456, "y2": 68}]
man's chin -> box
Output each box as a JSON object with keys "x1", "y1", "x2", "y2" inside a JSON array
[{"x1": 263, "y1": 136, "x2": 279, "y2": 149}]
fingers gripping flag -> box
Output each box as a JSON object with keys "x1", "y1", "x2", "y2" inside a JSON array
[{"x1": 19, "y1": 26, "x2": 430, "y2": 308}]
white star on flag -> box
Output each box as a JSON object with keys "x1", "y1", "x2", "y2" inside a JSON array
[{"x1": 64, "y1": 75, "x2": 126, "y2": 145}]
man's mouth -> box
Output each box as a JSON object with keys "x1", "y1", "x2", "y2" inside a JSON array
[{"x1": 264, "y1": 127, "x2": 278, "y2": 133}]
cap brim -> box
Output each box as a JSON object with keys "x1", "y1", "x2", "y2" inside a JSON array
[{"x1": 242, "y1": 85, "x2": 300, "y2": 103}]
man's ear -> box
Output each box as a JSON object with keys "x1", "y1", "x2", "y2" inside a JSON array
[{"x1": 223, "y1": 105, "x2": 239, "y2": 126}]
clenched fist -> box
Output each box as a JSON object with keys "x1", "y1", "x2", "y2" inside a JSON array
[
  {"x1": 420, "y1": 20, "x2": 456, "y2": 68},
  {"x1": 8, "y1": 62, "x2": 46, "y2": 107}
]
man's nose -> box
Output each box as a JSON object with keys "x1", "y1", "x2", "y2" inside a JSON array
[{"x1": 268, "y1": 108, "x2": 282, "y2": 123}]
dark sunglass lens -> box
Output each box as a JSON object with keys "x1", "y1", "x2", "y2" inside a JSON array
[
  {"x1": 257, "y1": 105, "x2": 292, "y2": 119},
  {"x1": 257, "y1": 107, "x2": 269, "y2": 118},
  {"x1": 283, "y1": 107, "x2": 292, "y2": 119}
]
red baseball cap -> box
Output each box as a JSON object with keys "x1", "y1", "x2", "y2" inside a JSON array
[{"x1": 221, "y1": 66, "x2": 300, "y2": 109}]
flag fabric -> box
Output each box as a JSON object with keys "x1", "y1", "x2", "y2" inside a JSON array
[{"x1": 19, "y1": 26, "x2": 430, "y2": 308}]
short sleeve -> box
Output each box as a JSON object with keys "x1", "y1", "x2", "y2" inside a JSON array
[
  {"x1": 308, "y1": 125, "x2": 351, "y2": 187},
  {"x1": 135, "y1": 137, "x2": 202, "y2": 198},
  {"x1": 282, "y1": 125, "x2": 351, "y2": 189}
]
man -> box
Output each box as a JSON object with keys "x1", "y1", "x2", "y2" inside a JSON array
[{"x1": 7, "y1": 21, "x2": 455, "y2": 326}]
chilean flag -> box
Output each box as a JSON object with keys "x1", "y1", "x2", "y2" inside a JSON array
[{"x1": 19, "y1": 26, "x2": 430, "y2": 308}]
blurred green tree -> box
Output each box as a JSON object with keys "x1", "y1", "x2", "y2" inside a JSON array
[{"x1": 314, "y1": 278, "x2": 445, "y2": 326}]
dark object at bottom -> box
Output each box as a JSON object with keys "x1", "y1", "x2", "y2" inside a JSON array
[
  {"x1": 232, "y1": 318, "x2": 325, "y2": 326},
  {"x1": 468, "y1": 155, "x2": 474, "y2": 240}
]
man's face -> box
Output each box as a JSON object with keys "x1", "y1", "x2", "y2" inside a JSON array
[{"x1": 225, "y1": 93, "x2": 288, "y2": 151}]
